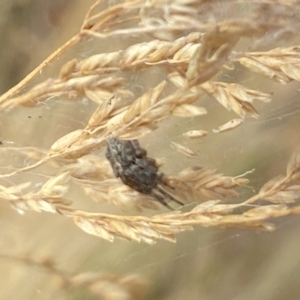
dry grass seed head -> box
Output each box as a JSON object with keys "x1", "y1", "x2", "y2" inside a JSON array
[
  {"x1": 0, "y1": 253, "x2": 147, "y2": 300},
  {"x1": 238, "y1": 47, "x2": 300, "y2": 83},
  {"x1": 2, "y1": 0, "x2": 300, "y2": 245}
]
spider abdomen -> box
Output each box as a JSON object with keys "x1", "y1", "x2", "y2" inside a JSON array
[{"x1": 105, "y1": 138, "x2": 183, "y2": 209}]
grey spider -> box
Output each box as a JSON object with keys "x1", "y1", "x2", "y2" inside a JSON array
[{"x1": 105, "y1": 138, "x2": 183, "y2": 209}]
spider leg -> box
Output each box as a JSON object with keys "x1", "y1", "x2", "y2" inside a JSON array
[
  {"x1": 150, "y1": 191, "x2": 174, "y2": 210},
  {"x1": 105, "y1": 143, "x2": 112, "y2": 160},
  {"x1": 145, "y1": 157, "x2": 157, "y2": 167},
  {"x1": 130, "y1": 140, "x2": 147, "y2": 158},
  {"x1": 157, "y1": 173, "x2": 175, "y2": 190},
  {"x1": 155, "y1": 186, "x2": 184, "y2": 206}
]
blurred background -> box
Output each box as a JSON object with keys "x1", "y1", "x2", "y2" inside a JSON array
[{"x1": 0, "y1": 1, "x2": 300, "y2": 299}]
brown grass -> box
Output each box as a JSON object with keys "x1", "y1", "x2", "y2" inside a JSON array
[
  {"x1": 0, "y1": 253, "x2": 147, "y2": 300},
  {"x1": 1, "y1": 0, "x2": 300, "y2": 299}
]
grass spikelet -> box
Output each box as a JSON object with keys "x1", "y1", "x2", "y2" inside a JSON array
[
  {"x1": 0, "y1": 253, "x2": 147, "y2": 300},
  {"x1": 1, "y1": 0, "x2": 300, "y2": 219},
  {"x1": 2, "y1": 1, "x2": 300, "y2": 296}
]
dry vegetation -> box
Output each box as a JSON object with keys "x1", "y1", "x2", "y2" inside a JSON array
[
  {"x1": 0, "y1": 252, "x2": 147, "y2": 300},
  {"x1": 1, "y1": 0, "x2": 300, "y2": 299}
]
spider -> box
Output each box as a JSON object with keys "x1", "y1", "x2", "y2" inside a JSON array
[{"x1": 105, "y1": 138, "x2": 183, "y2": 209}]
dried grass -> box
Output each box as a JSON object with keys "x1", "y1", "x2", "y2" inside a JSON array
[
  {"x1": 1, "y1": 0, "x2": 300, "y2": 252},
  {"x1": 3, "y1": 1, "x2": 300, "y2": 298},
  {"x1": 0, "y1": 0, "x2": 300, "y2": 243},
  {"x1": 0, "y1": 253, "x2": 147, "y2": 300},
  {"x1": 2, "y1": 147, "x2": 300, "y2": 244}
]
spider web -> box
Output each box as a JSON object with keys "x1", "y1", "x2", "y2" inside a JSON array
[{"x1": 1, "y1": 1, "x2": 300, "y2": 300}]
